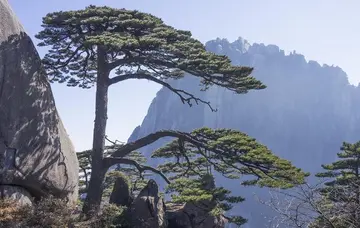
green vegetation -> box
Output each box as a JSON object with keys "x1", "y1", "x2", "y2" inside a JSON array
[
  {"x1": 153, "y1": 127, "x2": 307, "y2": 226},
  {"x1": 310, "y1": 141, "x2": 360, "y2": 228}
]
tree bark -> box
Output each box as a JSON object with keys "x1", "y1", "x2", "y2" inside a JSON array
[{"x1": 83, "y1": 46, "x2": 109, "y2": 216}]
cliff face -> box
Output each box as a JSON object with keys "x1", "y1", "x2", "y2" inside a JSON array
[{"x1": 128, "y1": 37, "x2": 360, "y2": 227}]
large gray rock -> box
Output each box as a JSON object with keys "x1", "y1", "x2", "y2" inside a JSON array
[
  {"x1": 0, "y1": 0, "x2": 79, "y2": 204},
  {"x1": 129, "y1": 179, "x2": 167, "y2": 228},
  {"x1": 166, "y1": 203, "x2": 227, "y2": 228}
]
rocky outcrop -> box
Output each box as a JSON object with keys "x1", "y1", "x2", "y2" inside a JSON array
[
  {"x1": 109, "y1": 175, "x2": 133, "y2": 207},
  {"x1": 0, "y1": 0, "x2": 79, "y2": 204},
  {"x1": 166, "y1": 203, "x2": 227, "y2": 228},
  {"x1": 128, "y1": 37, "x2": 360, "y2": 227},
  {"x1": 129, "y1": 179, "x2": 167, "y2": 228}
]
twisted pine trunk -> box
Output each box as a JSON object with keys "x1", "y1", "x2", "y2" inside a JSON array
[{"x1": 83, "y1": 47, "x2": 110, "y2": 216}]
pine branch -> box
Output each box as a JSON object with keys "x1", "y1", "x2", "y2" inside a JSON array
[
  {"x1": 102, "y1": 157, "x2": 170, "y2": 184},
  {"x1": 109, "y1": 73, "x2": 216, "y2": 111},
  {"x1": 112, "y1": 130, "x2": 201, "y2": 158}
]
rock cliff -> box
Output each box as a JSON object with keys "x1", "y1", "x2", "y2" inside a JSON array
[{"x1": 0, "y1": 0, "x2": 79, "y2": 204}]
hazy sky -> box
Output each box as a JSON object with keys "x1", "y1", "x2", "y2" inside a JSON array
[{"x1": 8, "y1": 0, "x2": 360, "y2": 151}]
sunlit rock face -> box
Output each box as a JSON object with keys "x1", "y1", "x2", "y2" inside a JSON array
[
  {"x1": 0, "y1": 0, "x2": 79, "y2": 204},
  {"x1": 128, "y1": 37, "x2": 360, "y2": 227}
]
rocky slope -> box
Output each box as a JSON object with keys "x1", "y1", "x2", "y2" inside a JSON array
[{"x1": 128, "y1": 37, "x2": 360, "y2": 227}]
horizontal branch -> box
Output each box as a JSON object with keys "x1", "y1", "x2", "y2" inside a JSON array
[
  {"x1": 109, "y1": 73, "x2": 216, "y2": 111},
  {"x1": 112, "y1": 130, "x2": 205, "y2": 158},
  {"x1": 103, "y1": 157, "x2": 170, "y2": 184}
]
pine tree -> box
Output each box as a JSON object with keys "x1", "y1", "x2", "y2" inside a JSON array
[
  {"x1": 35, "y1": 5, "x2": 266, "y2": 215},
  {"x1": 312, "y1": 141, "x2": 360, "y2": 227},
  {"x1": 152, "y1": 127, "x2": 307, "y2": 226},
  {"x1": 35, "y1": 6, "x2": 310, "y2": 218}
]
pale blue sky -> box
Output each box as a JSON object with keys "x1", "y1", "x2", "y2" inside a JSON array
[{"x1": 8, "y1": 0, "x2": 360, "y2": 151}]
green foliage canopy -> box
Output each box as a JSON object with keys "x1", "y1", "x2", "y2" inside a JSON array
[
  {"x1": 153, "y1": 128, "x2": 307, "y2": 188},
  {"x1": 311, "y1": 141, "x2": 360, "y2": 228},
  {"x1": 152, "y1": 127, "x2": 308, "y2": 226},
  {"x1": 36, "y1": 5, "x2": 265, "y2": 109},
  {"x1": 316, "y1": 141, "x2": 360, "y2": 203}
]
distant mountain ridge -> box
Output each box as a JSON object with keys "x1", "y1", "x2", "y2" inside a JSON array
[{"x1": 128, "y1": 37, "x2": 360, "y2": 227}]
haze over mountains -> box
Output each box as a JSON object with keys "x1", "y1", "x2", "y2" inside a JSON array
[{"x1": 127, "y1": 37, "x2": 360, "y2": 227}]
